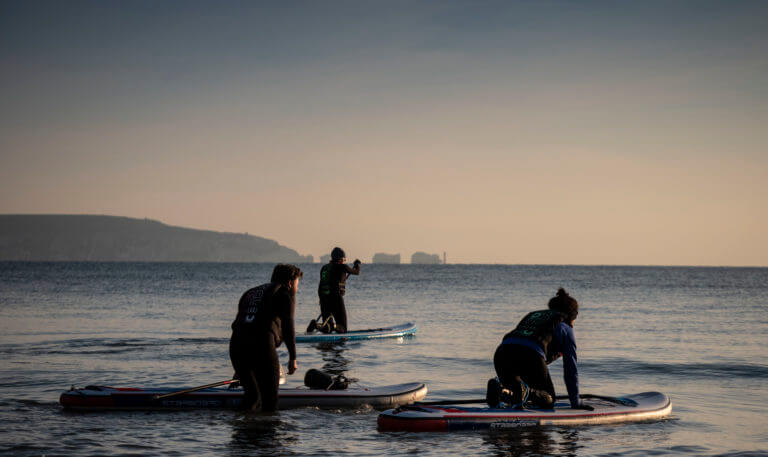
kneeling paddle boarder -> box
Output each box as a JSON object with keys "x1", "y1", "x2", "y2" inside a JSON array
[
  {"x1": 489, "y1": 288, "x2": 593, "y2": 411},
  {"x1": 315, "y1": 247, "x2": 361, "y2": 333}
]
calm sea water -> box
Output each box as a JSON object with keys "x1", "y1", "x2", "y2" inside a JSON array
[{"x1": 1, "y1": 262, "x2": 767, "y2": 456}]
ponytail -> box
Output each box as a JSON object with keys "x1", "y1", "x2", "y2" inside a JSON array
[{"x1": 548, "y1": 287, "x2": 578, "y2": 322}]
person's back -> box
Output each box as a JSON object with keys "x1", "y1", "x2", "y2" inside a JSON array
[
  {"x1": 501, "y1": 309, "x2": 564, "y2": 358},
  {"x1": 231, "y1": 282, "x2": 292, "y2": 347}
]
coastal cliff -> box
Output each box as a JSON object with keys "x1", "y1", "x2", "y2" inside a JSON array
[{"x1": 0, "y1": 215, "x2": 312, "y2": 262}]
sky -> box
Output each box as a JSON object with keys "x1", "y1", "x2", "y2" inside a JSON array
[{"x1": 1, "y1": 0, "x2": 767, "y2": 266}]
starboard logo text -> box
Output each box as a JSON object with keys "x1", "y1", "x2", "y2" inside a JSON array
[{"x1": 490, "y1": 420, "x2": 537, "y2": 430}]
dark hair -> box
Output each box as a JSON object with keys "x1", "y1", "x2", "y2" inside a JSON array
[
  {"x1": 271, "y1": 264, "x2": 303, "y2": 286},
  {"x1": 331, "y1": 247, "x2": 346, "y2": 262},
  {"x1": 548, "y1": 287, "x2": 578, "y2": 322}
]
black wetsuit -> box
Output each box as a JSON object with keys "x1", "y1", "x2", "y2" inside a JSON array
[
  {"x1": 493, "y1": 310, "x2": 567, "y2": 408},
  {"x1": 229, "y1": 282, "x2": 296, "y2": 412},
  {"x1": 317, "y1": 261, "x2": 360, "y2": 333}
]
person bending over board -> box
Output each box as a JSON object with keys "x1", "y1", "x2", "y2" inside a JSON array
[
  {"x1": 315, "y1": 247, "x2": 361, "y2": 333},
  {"x1": 229, "y1": 264, "x2": 302, "y2": 412},
  {"x1": 488, "y1": 288, "x2": 593, "y2": 411}
]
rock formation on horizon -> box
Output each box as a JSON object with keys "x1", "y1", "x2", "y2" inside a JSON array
[
  {"x1": 410, "y1": 251, "x2": 441, "y2": 264},
  {"x1": 372, "y1": 253, "x2": 400, "y2": 264}
]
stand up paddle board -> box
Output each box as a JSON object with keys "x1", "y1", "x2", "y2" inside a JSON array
[
  {"x1": 61, "y1": 382, "x2": 427, "y2": 411},
  {"x1": 296, "y1": 322, "x2": 417, "y2": 343},
  {"x1": 378, "y1": 392, "x2": 671, "y2": 432}
]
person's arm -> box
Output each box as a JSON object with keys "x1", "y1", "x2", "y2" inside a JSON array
[
  {"x1": 280, "y1": 293, "x2": 297, "y2": 373},
  {"x1": 344, "y1": 259, "x2": 361, "y2": 275},
  {"x1": 556, "y1": 323, "x2": 583, "y2": 408}
]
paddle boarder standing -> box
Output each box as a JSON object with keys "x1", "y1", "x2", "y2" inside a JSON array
[
  {"x1": 316, "y1": 247, "x2": 361, "y2": 333},
  {"x1": 229, "y1": 264, "x2": 302, "y2": 412},
  {"x1": 488, "y1": 288, "x2": 593, "y2": 411}
]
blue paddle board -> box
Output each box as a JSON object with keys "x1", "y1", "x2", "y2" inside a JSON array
[{"x1": 296, "y1": 322, "x2": 417, "y2": 343}]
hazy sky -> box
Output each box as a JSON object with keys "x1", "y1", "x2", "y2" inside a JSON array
[{"x1": 1, "y1": 1, "x2": 767, "y2": 265}]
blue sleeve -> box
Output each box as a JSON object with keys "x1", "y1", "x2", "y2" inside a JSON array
[{"x1": 555, "y1": 322, "x2": 580, "y2": 407}]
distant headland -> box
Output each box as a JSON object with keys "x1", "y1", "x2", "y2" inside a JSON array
[{"x1": 0, "y1": 215, "x2": 313, "y2": 262}]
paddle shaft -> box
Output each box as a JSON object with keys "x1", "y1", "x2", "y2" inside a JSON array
[
  {"x1": 414, "y1": 394, "x2": 619, "y2": 406},
  {"x1": 415, "y1": 395, "x2": 566, "y2": 406},
  {"x1": 153, "y1": 379, "x2": 235, "y2": 400},
  {"x1": 415, "y1": 398, "x2": 486, "y2": 405}
]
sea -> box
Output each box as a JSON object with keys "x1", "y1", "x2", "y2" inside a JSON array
[{"x1": 1, "y1": 262, "x2": 766, "y2": 457}]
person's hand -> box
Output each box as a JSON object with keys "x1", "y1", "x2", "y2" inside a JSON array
[
  {"x1": 228, "y1": 373, "x2": 241, "y2": 389},
  {"x1": 572, "y1": 402, "x2": 594, "y2": 411},
  {"x1": 287, "y1": 359, "x2": 298, "y2": 375}
]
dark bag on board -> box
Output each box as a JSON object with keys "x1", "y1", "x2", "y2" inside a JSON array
[{"x1": 304, "y1": 369, "x2": 350, "y2": 390}]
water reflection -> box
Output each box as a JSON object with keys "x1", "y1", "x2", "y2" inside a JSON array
[
  {"x1": 483, "y1": 427, "x2": 579, "y2": 457},
  {"x1": 228, "y1": 414, "x2": 297, "y2": 456},
  {"x1": 313, "y1": 341, "x2": 351, "y2": 377}
]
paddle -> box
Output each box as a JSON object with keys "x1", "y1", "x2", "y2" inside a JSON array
[
  {"x1": 414, "y1": 398, "x2": 486, "y2": 405},
  {"x1": 578, "y1": 394, "x2": 636, "y2": 406},
  {"x1": 413, "y1": 394, "x2": 621, "y2": 406},
  {"x1": 152, "y1": 379, "x2": 236, "y2": 400}
]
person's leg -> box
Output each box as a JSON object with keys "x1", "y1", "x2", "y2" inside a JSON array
[
  {"x1": 319, "y1": 295, "x2": 331, "y2": 321},
  {"x1": 489, "y1": 345, "x2": 511, "y2": 406},
  {"x1": 492, "y1": 344, "x2": 527, "y2": 406},
  {"x1": 494, "y1": 344, "x2": 554, "y2": 408},
  {"x1": 254, "y1": 335, "x2": 281, "y2": 412},
  {"x1": 317, "y1": 295, "x2": 336, "y2": 332},
  {"x1": 332, "y1": 295, "x2": 347, "y2": 333},
  {"x1": 493, "y1": 344, "x2": 520, "y2": 389},
  {"x1": 518, "y1": 350, "x2": 555, "y2": 408},
  {"x1": 230, "y1": 338, "x2": 261, "y2": 411},
  {"x1": 541, "y1": 367, "x2": 556, "y2": 401}
]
